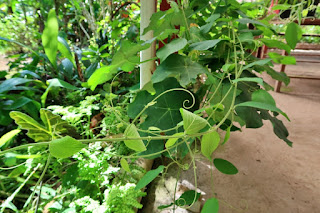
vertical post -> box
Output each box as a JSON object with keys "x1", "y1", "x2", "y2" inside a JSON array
[{"x1": 140, "y1": 0, "x2": 156, "y2": 89}]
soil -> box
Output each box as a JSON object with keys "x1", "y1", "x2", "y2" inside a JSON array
[{"x1": 140, "y1": 57, "x2": 320, "y2": 213}]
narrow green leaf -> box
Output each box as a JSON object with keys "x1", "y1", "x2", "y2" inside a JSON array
[
  {"x1": 58, "y1": 36, "x2": 75, "y2": 66},
  {"x1": 243, "y1": 58, "x2": 272, "y2": 70},
  {"x1": 180, "y1": 108, "x2": 209, "y2": 134},
  {"x1": 201, "y1": 198, "x2": 219, "y2": 213},
  {"x1": 201, "y1": 131, "x2": 220, "y2": 160},
  {"x1": 285, "y1": 22, "x2": 302, "y2": 49},
  {"x1": 135, "y1": 165, "x2": 165, "y2": 190},
  {"x1": 189, "y1": 39, "x2": 221, "y2": 51},
  {"x1": 237, "y1": 18, "x2": 267, "y2": 27},
  {"x1": 41, "y1": 78, "x2": 78, "y2": 107},
  {"x1": 165, "y1": 132, "x2": 184, "y2": 148},
  {"x1": 49, "y1": 136, "x2": 86, "y2": 158},
  {"x1": 124, "y1": 124, "x2": 147, "y2": 152},
  {"x1": 175, "y1": 190, "x2": 201, "y2": 206},
  {"x1": 42, "y1": 9, "x2": 59, "y2": 67},
  {"x1": 0, "y1": 130, "x2": 21, "y2": 148},
  {"x1": 157, "y1": 38, "x2": 187, "y2": 62},
  {"x1": 213, "y1": 158, "x2": 238, "y2": 175},
  {"x1": 232, "y1": 77, "x2": 264, "y2": 87},
  {"x1": 222, "y1": 126, "x2": 231, "y2": 145},
  {"x1": 120, "y1": 158, "x2": 131, "y2": 173}
]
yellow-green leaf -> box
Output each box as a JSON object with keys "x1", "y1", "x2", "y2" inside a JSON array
[
  {"x1": 120, "y1": 158, "x2": 131, "y2": 173},
  {"x1": 49, "y1": 136, "x2": 86, "y2": 158},
  {"x1": 165, "y1": 132, "x2": 184, "y2": 148},
  {"x1": 201, "y1": 131, "x2": 220, "y2": 160},
  {"x1": 0, "y1": 129, "x2": 21, "y2": 148},
  {"x1": 124, "y1": 124, "x2": 147, "y2": 152}
]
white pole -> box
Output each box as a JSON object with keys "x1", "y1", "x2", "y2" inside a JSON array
[{"x1": 140, "y1": 0, "x2": 156, "y2": 89}]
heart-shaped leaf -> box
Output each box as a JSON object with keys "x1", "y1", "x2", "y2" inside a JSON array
[{"x1": 180, "y1": 108, "x2": 209, "y2": 134}]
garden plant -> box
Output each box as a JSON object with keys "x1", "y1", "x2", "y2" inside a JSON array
[{"x1": 0, "y1": 0, "x2": 312, "y2": 212}]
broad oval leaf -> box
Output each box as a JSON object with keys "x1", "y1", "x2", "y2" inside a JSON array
[
  {"x1": 189, "y1": 39, "x2": 221, "y2": 51},
  {"x1": 42, "y1": 9, "x2": 58, "y2": 67},
  {"x1": 201, "y1": 131, "x2": 220, "y2": 160},
  {"x1": 213, "y1": 158, "x2": 238, "y2": 175},
  {"x1": 0, "y1": 129, "x2": 21, "y2": 148},
  {"x1": 49, "y1": 136, "x2": 86, "y2": 158},
  {"x1": 157, "y1": 38, "x2": 187, "y2": 62},
  {"x1": 124, "y1": 124, "x2": 147, "y2": 152},
  {"x1": 120, "y1": 158, "x2": 131, "y2": 173},
  {"x1": 285, "y1": 22, "x2": 302, "y2": 49},
  {"x1": 165, "y1": 132, "x2": 184, "y2": 148},
  {"x1": 180, "y1": 108, "x2": 209, "y2": 134},
  {"x1": 201, "y1": 198, "x2": 219, "y2": 213},
  {"x1": 135, "y1": 165, "x2": 165, "y2": 190}
]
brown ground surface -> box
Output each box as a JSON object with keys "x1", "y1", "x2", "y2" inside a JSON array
[{"x1": 141, "y1": 57, "x2": 320, "y2": 213}]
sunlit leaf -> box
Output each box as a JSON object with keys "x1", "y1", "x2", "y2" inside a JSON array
[
  {"x1": 135, "y1": 165, "x2": 165, "y2": 190},
  {"x1": 165, "y1": 132, "x2": 184, "y2": 148},
  {"x1": 42, "y1": 9, "x2": 58, "y2": 67},
  {"x1": 124, "y1": 124, "x2": 147, "y2": 152},
  {"x1": 120, "y1": 158, "x2": 131, "y2": 173},
  {"x1": 180, "y1": 108, "x2": 209, "y2": 134},
  {"x1": 0, "y1": 129, "x2": 21, "y2": 148},
  {"x1": 201, "y1": 131, "x2": 220, "y2": 160},
  {"x1": 49, "y1": 136, "x2": 86, "y2": 158},
  {"x1": 157, "y1": 38, "x2": 187, "y2": 62}
]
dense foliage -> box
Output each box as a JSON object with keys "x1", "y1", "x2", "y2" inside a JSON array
[{"x1": 0, "y1": 0, "x2": 315, "y2": 212}]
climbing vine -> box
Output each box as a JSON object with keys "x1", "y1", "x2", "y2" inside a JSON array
[{"x1": 0, "y1": 0, "x2": 307, "y2": 212}]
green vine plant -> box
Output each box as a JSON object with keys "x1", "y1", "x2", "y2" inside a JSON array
[{"x1": 0, "y1": 0, "x2": 306, "y2": 212}]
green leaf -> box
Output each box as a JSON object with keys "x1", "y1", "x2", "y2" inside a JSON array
[
  {"x1": 88, "y1": 40, "x2": 150, "y2": 90},
  {"x1": 0, "y1": 37, "x2": 39, "y2": 56},
  {"x1": 120, "y1": 158, "x2": 131, "y2": 173},
  {"x1": 0, "y1": 78, "x2": 34, "y2": 93},
  {"x1": 135, "y1": 165, "x2": 165, "y2": 190},
  {"x1": 201, "y1": 198, "x2": 219, "y2": 213},
  {"x1": 260, "y1": 38, "x2": 291, "y2": 54},
  {"x1": 165, "y1": 132, "x2": 184, "y2": 148},
  {"x1": 0, "y1": 129, "x2": 21, "y2": 148},
  {"x1": 285, "y1": 22, "x2": 302, "y2": 49},
  {"x1": 41, "y1": 78, "x2": 78, "y2": 107},
  {"x1": 213, "y1": 158, "x2": 238, "y2": 175},
  {"x1": 200, "y1": 14, "x2": 220, "y2": 33},
  {"x1": 9, "y1": 111, "x2": 51, "y2": 142},
  {"x1": 180, "y1": 108, "x2": 209, "y2": 134},
  {"x1": 236, "y1": 89, "x2": 289, "y2": 121},
  {"x1": 58, "y1": 36, "x2": 75, "y2": 66},
  {"x1": 128, "y1": 78, "x2": 198, "y2": 158},
  {"x1": 189, "y1": 39, "x2": 221, "y2": 51},
  {"x1": 268, "y1": 52, "x2": 296, "y2": 65},
  {"x1": 176, "y1": 190, "x2": 201, "y2": 206},
  {"x1": 260, "y1": 111, "x2": 293, "y2": 147},
  {"x1": 49, "y1": 136, "x2": 86, "y2": 158},
  {"x1": 243, "y1": 58, "x2": 272, "y2": 70},
  {"x1": 272, "y1": 4, "x2": 291, "y2": 10},
  {"x1": 201, "y1": 131, "x2": 220, "y2": 160},
  {"x1": 232, "y1": 77, "x2": 264, "y2": 87},
  {"x1": 10, "y1": 109, "x2": 77, "y2": 142},
  {"x1": 42, "y1": 9, "x2": 59, "y2": 67},
  {"x1": 222, "y1": 126, "x2": 231, "y2": 145},
  {"x1": 236, "y1": 18, "x2": 267, "y2": 27},
  {"x1": 152, "y1": 54, "x2": 208, "y2": 87},
  {"x1": 124, "y1": 124, "x2": 147, "y2": 152},
  {"x1": 157, "y1": 38, "x2": 187, "y2": 62},
  {"x1": 262, "y1": 66, "x2": 290, "y2": 86}
]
